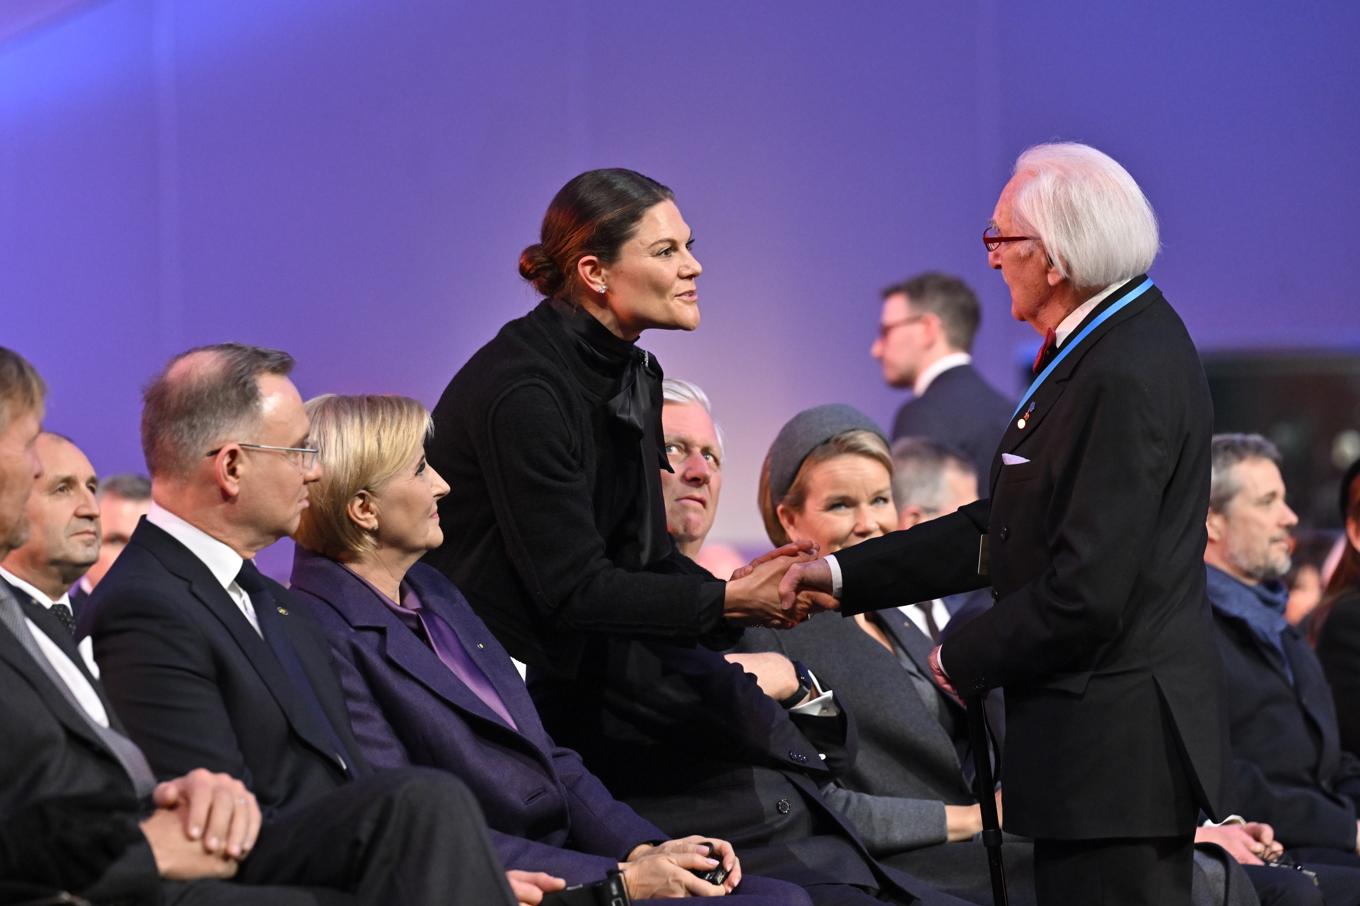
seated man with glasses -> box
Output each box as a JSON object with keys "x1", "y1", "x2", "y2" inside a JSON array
[{"x1": 89, "y1": 342, "x2": 539, "y2": 904}]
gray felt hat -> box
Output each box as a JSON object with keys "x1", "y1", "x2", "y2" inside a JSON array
[{"x1": 766, "y1": 404, "x2": 887, "y2": 512}]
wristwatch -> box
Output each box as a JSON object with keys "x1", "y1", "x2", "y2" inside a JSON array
[{"x1": 780, "y1": 659, "x2": 814, "y2": 709}]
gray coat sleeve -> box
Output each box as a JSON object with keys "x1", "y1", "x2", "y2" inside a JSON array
[{"x1": 817, "y1": 781, "x2": 949, "y2": 854}]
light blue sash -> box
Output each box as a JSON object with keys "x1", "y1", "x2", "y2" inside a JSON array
[{"x1": 1011, "y1": 278, "x2": 1155, "y2": 420}]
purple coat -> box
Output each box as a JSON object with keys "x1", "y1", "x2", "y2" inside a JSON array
[{"x1": 289, "y1": 547, "x2": 664, "y2": 884}]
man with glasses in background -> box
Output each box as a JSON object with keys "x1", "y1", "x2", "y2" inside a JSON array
[{"x1": 871, "y1": 272, "x2": 1011, "y2": 493}]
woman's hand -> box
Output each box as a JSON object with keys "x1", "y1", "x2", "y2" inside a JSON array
[
  {"x1": 725, "y1": 542, "x2": 836, "y2": 628},
  {"x1": 506, "y1": 870, "x2": 566, "y2": 905}
]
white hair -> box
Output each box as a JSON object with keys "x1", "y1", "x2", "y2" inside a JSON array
[
  {"x1": 1010, "y1": 143, "x2": 1160, "y2": 289},
  {"x1": 661, "y1": 377, "x2": 725, "y2": 457}
]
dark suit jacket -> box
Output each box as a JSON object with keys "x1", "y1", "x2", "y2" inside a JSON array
[
  {"x1": 288, "y1": 550, "x2": 666, "y2": 885},
  {"x1": 1212, "y1": 583, "x2": 1360, "y2": 851},
  {"x1": 68, "y1": 582, "x2": 93, "y2": 638},
  {"x1": 530, "y1": 634, "x2": 964, "y2": 904},
  {"x1": 423, "y1": 299, "x2": 729, "y2": 677},
  {"x1": 90, "y1": 519, "x2": 369, "y2": 816},
  {"x1": 0, "y1": 584, "x2": 160, "y2": 903},
  {"x1": 1316, "y1": 589, "x2": 1360, "y2": 760},
  {"x1": 835, "y1": 277, "x2": 1224, "y2": 840},
  {"x1": 891, "y1": 362, "x2": 1013, "y2": 493}
]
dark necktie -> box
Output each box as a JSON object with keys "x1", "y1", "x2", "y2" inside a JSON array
[
  {"x1": 235, "y1": 561, "x2": 356, "y2": 776},
  {"x1": 403, "y1": 590, "x2": 518, "y2": 730},
  {"x1": 50, "y1": 600, "x2": 76, "y2": 635},
  {"x1": 915, "y1": 601, "x2": 942, "y2": 643},
  {"x1": 0, "y1": 584, "x2": 157, "y2": 798},
  {"x1": 1032, "y1": 328, "x2": 1058, "y2": 375}
]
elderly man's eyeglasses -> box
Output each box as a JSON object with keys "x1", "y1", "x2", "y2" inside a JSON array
[
  {"x1": 983, "y1": 225, "x2": 1035, "y2": 252},
  {"x1": 205, "y1": 442, "x2": 320, "y2": 471}
]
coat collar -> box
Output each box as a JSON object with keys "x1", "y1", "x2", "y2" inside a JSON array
[
  {"x1": 0, "y1": 585, "x2": 114, "y2": 758},
  {"x1": 289, "y1": 547, "x2": 529, "y2": 734},
  {"x1": 989, "y1": 274, "x2": 1158, "y2": 489}
]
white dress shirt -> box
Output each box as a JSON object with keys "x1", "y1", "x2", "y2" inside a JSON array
[
  {"x1": 0, "y1": 566, "x2": 108, "y2": 724},
  {"x1": 899, "y1": 599, "x2": 952, "y2": 638},
  {"x1": 1054, "y1": 281, "x2": 1122, "y2": 349},
  {"x1": 147, "y1": 502, "x2": 262, "y2": 636}
]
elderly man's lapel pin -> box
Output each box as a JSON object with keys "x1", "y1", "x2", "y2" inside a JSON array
[{"x1": 1017, "y1": 400, "x2": 1036, "y2": 430}]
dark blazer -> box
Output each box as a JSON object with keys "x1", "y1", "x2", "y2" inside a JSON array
[
  {"x1": 288, "y1": 550, "x2": 666, "y2": 885},
  {"x1": 891, "y1": 362, "x2": 1013, "y2": 493},
  {"x1": 423, "y1": 300, "x2": 729, "y2": 676},
  {"x1": 530, "y1": 634, "x2": 967, "y2": 904},
  {"x1": 1316, "y1": 589, "x2": 1360, "y2": 760},
  {"x1": 834, "y1": 278, "x2": 1225, "y2": 840},
  {"x1": 1212, "y1": 585, "x2": 1360, "y2": 851},
  {"x1": 0, "y1": 583, "x2": 160, "y2": 903},
  {"x1": 90, "y1": 519, "x2": 369, "y2": 815}
]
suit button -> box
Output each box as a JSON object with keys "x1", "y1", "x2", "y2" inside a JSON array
[
  {"x1": 998, "y1": 526, "x2": 1009, "y2": 541},
  {"x1": 991, "y1": 589, "x2": 1000, "y2": 601},
  {"x1": 776, "y1": 799, "x2": 791, "y2": 815}
]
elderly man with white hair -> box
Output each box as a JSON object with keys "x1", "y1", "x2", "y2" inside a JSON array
[{"x1": 781, "y1": 143, "x2": 1224, "y2": 905}]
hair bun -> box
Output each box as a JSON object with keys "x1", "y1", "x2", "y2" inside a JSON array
[{"x1": 518, "y1": 243, "x2": 564, "y2": 297}]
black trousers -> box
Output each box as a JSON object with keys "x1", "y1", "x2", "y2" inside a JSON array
[
  {"x1": 1033, "y1": 834, "x2": 1195, "y2": 906},
  {"x1": 231, "y1": 768, "x2": 514, "y2": 906}
]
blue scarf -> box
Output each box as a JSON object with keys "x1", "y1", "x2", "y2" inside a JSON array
[{"x1": 1206, "y1": 565, "x2": 1294, "y2": 685}]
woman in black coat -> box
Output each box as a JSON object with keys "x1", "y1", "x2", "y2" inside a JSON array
[{"x1": 424, "y1": 168, "x2": 801, "y2": 676}]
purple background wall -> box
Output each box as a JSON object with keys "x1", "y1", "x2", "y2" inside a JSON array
[{"x1": 3, "y1": 0, "x2": 1358, "y2": 574}]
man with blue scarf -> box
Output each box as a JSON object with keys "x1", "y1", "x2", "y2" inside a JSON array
[{"x1": 1206, "y1": 433, "x2": 1360, "y2": 872}]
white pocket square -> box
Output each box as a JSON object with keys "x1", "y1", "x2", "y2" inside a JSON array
[{"x1": 1002, "y1": 453, "x2": 1030, "y2": 465}]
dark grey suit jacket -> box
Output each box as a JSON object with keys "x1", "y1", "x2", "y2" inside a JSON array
[{"x1": 738, "y1": 606, "x2": 982, "y2": 853}]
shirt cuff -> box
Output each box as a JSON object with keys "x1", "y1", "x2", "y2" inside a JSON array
[
  {"x1": 826, "y1": 554, "x2": 843, "y2": 597},
  {"x1": 790, "y1": 668, "x2": 840, "y2": 717}
]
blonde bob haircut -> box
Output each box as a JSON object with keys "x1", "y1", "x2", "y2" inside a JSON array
[
  {"x1": 293, "y1": 393, "x2": 433, "y2": 560},
  {"x1": 757, "y1": 429, "x2": 893, "y2": 547}
]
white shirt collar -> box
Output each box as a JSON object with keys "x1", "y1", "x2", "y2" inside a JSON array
[
  {"x1": 146, "y1": 501, "x2": 245, "y2": 594},
  {"x1": 1054, "y1": 281, "x2": 1122, "y2": 349},
  {"x1": 0, "y1": 566, "x2": 71, "y2": 610},
  {"x1": 913, "y1": 352, "x2": 972, "y2": 396}
]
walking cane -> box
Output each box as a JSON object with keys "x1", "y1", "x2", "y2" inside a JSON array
[{"x1": 966, "y1": 691, "x2": 1008, "y2": 906}]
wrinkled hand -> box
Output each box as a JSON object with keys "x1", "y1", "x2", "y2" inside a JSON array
[
  {"x1": 630, "y1": 836, "x2": 742, "y2": 892},
  {"x1": 506, "y1": 870, "x2": 566, "y2": 905},
  {"x1": 152, "y1": 768, "x2": 260, "y2": 859},
  {"x1": 927, "y1": 645, "x2": 959, "y2": 698},
  {"x1": 140, "y1": 808, "x2": 239, "y2": 880},
  {"x1": 725, "y1": 544, "x2": 826, "y2": 629},
  {"x1": 724, "y1": 652, "x2": 801, "y2": 702},
  {"x1": 1195, "y1": 822, "x2": 1283, "y2": 865},
  {"x1": 776, "y1": 557, "x2": 838, "y2": 615}
]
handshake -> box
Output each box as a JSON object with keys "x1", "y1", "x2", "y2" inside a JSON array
[{"x1": 719, "y1": 540, "x2": 840, "y2": 629}]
